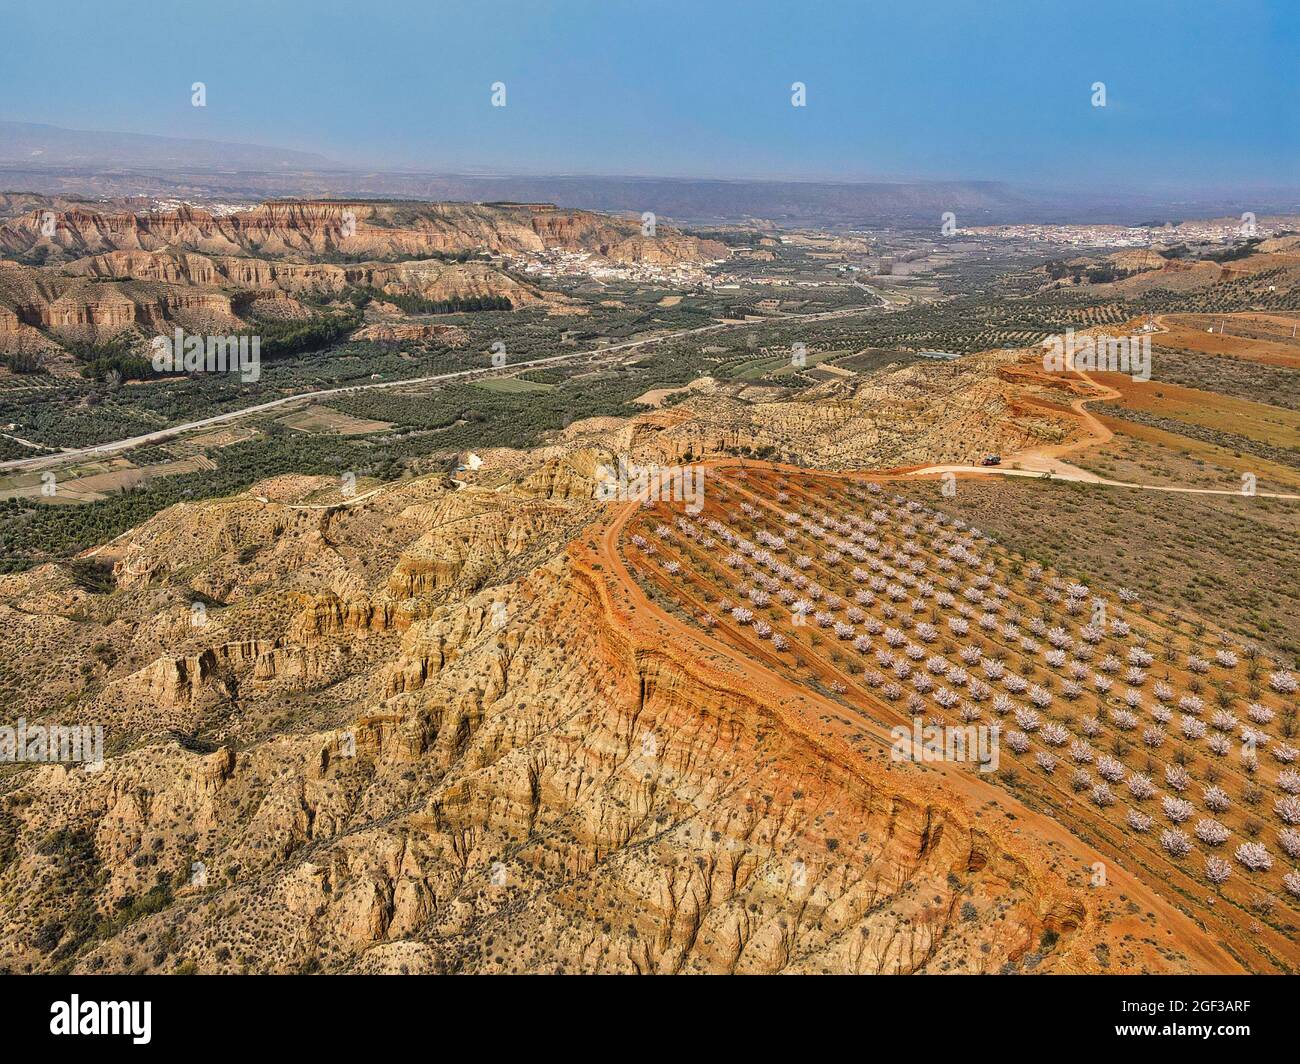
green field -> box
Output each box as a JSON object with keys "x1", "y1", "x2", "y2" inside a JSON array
[{"x1": 470, "y1": 376, "x2": 555, "y2": 394}]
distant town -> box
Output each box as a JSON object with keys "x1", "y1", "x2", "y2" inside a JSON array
[{"x1": 966, "y1": 216, "x2": 1296, "y2": 248}]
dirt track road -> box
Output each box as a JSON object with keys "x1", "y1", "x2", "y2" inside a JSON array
[
  {"x1": 909, "y1": 329, "x2": 1300, "y2": 500},
  {"x1": 905, "y1": 462, "x2": 1300, "y2": 500}
]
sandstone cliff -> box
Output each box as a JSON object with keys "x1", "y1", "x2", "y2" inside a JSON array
[
  {"x1": 0, "y1": 200, "x2": 727, "y2": 266},
  {"x1": 0, "y1": 252, "x2": 543, "y2": 356}
]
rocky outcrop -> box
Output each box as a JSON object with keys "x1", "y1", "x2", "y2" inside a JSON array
[
  {"x1": 0, "y1": 256, "x2": 544, "y2": 353},
  {"x1": 0, "y1": 543, "x2": 1092, "y2": 975},
  {"x1": 0, "y1": 198, "x2": 722, "y2": 355},
  {"x1": 559, "y1": 351, "x2": 1081, "y2": 471},
  {"x1": 351, "y1": 322, "x2": 468, "y2": 346},
  {"x1": 384, "y1": 490, "x2": 578, "y2": 598},
  {"x1": 517, "y1": 447, "x2": 617, "y2": 502}
]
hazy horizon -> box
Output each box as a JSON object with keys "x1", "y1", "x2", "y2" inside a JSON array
[
  {"x1": 2, "y1": 0, "x2": 1296, "y2": 190},
  {"x1": 4, "y1": 115, "x2": 1300, "y2": 200}
]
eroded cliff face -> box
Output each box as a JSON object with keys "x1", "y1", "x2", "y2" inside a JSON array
[
  {"x1": 61, "y1": 252, "x2": 547, "y2": 307},
  {"x1": 0, "y1": 260, "x2": 240, "y2": 338},
  {"x1": 0, "y1": 200, "x2": 726, "y2": 265},
  {"x1": 0, "y1": 457, "x2": 1209, "y2": 975},
  {"x1": 0, "y1": 560, "x2": 1057, "y2": 974},
  {"x1": 0, "y1": 199, "x2": 722, "y2": 357},
  {"x1": 0, "y1": 252, "x2": 545, "y2": 354}
]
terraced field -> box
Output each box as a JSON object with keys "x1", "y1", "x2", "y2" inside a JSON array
[{"x1": 617, "y1": 464, "x2": 1300, "y2": 971}]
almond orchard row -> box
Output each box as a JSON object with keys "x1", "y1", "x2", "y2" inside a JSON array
[{"x1": 621, "y1": 468, "x2": 1300, "y2": 919}]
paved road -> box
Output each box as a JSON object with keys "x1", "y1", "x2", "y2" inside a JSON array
[{"x1": 0, "y1": 300, "x2": 883, "y2": 476}]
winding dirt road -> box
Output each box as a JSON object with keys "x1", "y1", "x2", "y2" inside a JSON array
[{"x1": 909, "y1": 334, "x2": 1300, "y2": 500}]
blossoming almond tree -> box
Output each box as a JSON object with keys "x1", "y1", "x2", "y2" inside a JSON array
[
  {"x1": 1160, "y1": 829, "x2": 1192, "y2": 858},
  {"x1": 1234, "y1": 842, "x2": 1272, "y2": 872},
  {"x1": 1162, "y1": 796, "x2": 1193, "y2": 824},
  {"x1": 1275, "y1": 795, "x2": 1300, "y2": 825},
  {"x1": 1205, "y1": 856, "x2": 1232, "y2": 887},
  {"x1": 1127, "y1": 773, "x2": 1156, "y2": 801},
  {"x1": 1127, "y1": 809, "x2": 1153, "y2": 833},
  {"x1": 1194, "y1": 819, "x2": 1230, "y2": 846}
]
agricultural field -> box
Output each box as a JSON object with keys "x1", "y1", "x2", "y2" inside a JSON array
[
  {"x1": 619, "y1": 465, "x2": 1300, "y2": 969},
  {"x1": 1156, "y1": 313, "x2": 1300, "y2": 367},
  {"x1": 1089, "y1": 374, "x2": 1300, "y2": 471},
  {"x1": 275, "y1": 406, "x2": 394, "y2": 434},
  {"x1": 1072, "y1": 419, "x2": 1300, "y2": 494},
  {"x1": 913, "y1": 477, "x2": 1299, "y2": 657},
  {"x1": 1143, "y1": 343, "x2": 1300, "y2": 410},
  {"x1": 469, "y1": 376, "x2": 555, "y2": 394}
]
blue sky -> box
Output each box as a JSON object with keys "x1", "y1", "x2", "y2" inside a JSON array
[{"x1": 2, "y1": 0, "x2": 1296, "y2": 188}]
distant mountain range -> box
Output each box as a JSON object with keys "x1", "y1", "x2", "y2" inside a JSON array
[
  {"x1": 0, "y1": 121, "x2": 334, "y2": 171},
  {"x1": 2, "y1": 121, "x2": 1297, "y2": 227}
]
